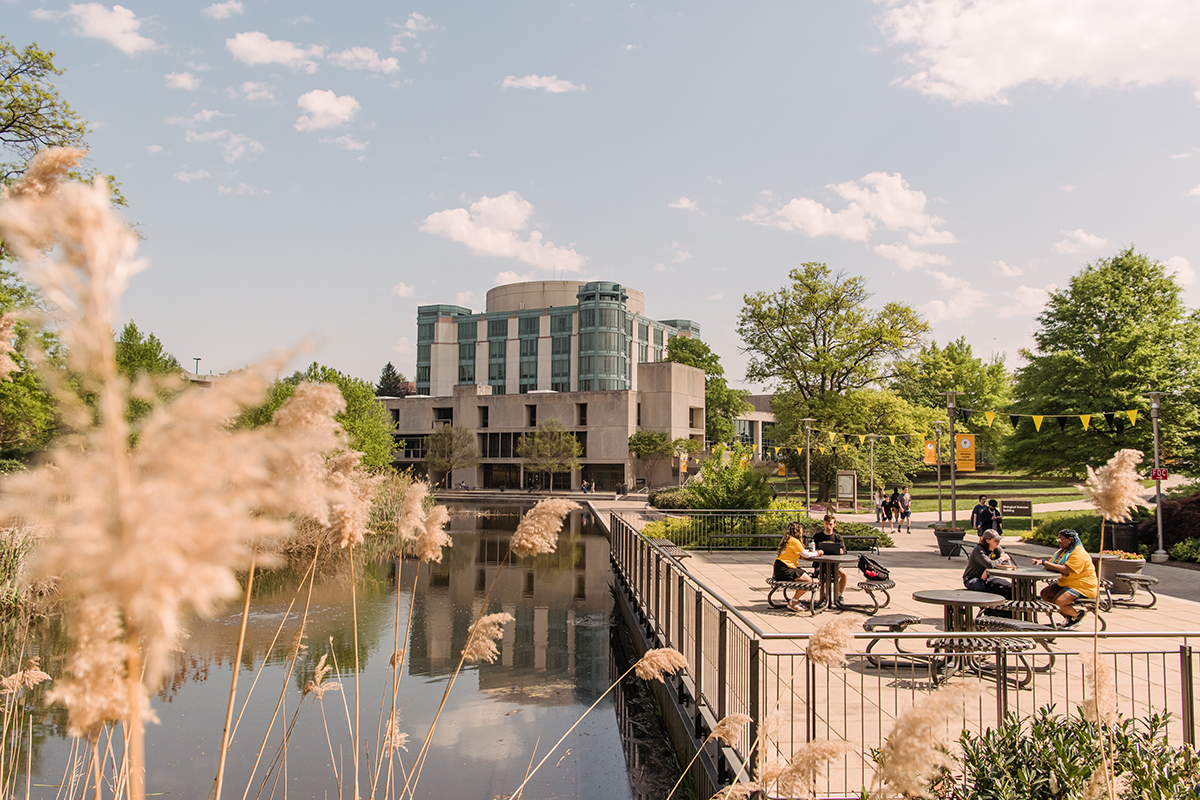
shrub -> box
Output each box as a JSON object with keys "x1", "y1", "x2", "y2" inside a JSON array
[
  {"x1": 1169, "y1": 536, "x2": 1200, "y2": 563},
  {"x1": 1025, "y1": 512, "x2": 1102, "y2": 549},
  {"x1": 648, "y1": 487, "x2": 689, "y2": 509},
  {"x1": 0, "y1": 459, "x2": 26, "y2": 475},
  {"x1": 1136, "y1": 490, "x2": 1200, "y2": 552}
]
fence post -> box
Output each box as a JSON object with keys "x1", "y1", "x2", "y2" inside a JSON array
[
  {"x1": 1183, "y1": 645, "x2": 1196, "y2": 748},
  {"x1": 653, "y1": 553, "x2": 661, "y2": 636},
  {"x1": 995, "y1": 647, "x2": 1009, "y2": 721},
  {"x1": 663, "y1": 559, "x2": 673, "y2": 646},
  {"x1": 694, "y1": 592, "x2": 705, "y2": 729},
  {"x1": 677, "y1": 574, "x2": 686, "y2": 657},
  {"x1": 749, "y1": 639, "x2": 761, "y2": 781},
  {"x1": 717, "y1": 608, "x2": 729, "y2": 780}
]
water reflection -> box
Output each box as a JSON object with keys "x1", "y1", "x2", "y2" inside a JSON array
[{"x1": 12, "y1": 506, "x2": 651, "y2": 800}]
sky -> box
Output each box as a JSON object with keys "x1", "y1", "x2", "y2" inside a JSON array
[{"x1": 5, "y1": 0, "x2": 1200, "y2": 390}]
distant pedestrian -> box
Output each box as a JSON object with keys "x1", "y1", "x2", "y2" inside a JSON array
[
  {"x1": 899, "y1": 485, "x2": 912, "y2": 533},
  {"x1": 581, "y1": 480, "x2": 590, "y2": 494},
  {"x1": 988, "y1": 498, "x2": 1002, "y2": 535},
  {"x1": 873, "y1": 488, "x2": 886, "y2": 524},
  {"x1": 971, "y1": 495, "x2": 988, "y2": 531},
  {"x1": 975, "y1": 498, "x2": 994, "y2": 536}
]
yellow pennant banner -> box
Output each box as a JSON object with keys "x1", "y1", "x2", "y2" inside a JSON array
[
  {"x1": 858, "y1": 434, "x2": 866, "y2": 444},
  {"x1": 888, "y1": 435, "x2": 896, "y2": 444},
  {"x1": 1032, "y1": 415, "x2": 1044, "y2": 431},
  {"x1": 1127, "y1": 410, "x2": 1138, "y2": 425},
  {"x1": 827, "y1": 431, "x2": 836, "y2": 442},
  {"x1": 1080, "y1": 415, "x2": 1091, "y2": 431},
  {"x1": 819, "y1": 446, "x2": 826, "y2": 455},
  {"x1": 984, "y1": 411, "x2": 996, "y2": 427}
]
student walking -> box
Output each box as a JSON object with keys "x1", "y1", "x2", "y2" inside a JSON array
[
  {"x1": 898, "y1": 485, "x2": 912, "y2": 533},
  {"x1": 873, "y1": 488, "x2": 886, "y2": 524}
]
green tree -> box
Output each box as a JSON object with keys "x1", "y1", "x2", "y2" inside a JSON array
[
  {"x1": 628, "y1": 430, "x2": 672, "y2": 482},
  {"x1": 737, "y1": 263, "x2": 929, "y2": 399},
  {"x1": 1001, "y1": 248, "x2": 1200, "y2": 476},
  {"x1": 425, "y1": 424, "x2": 479, "y2": 487},
  {"x1": 236, "y1": 362, "x2": 397, "y2": 471},
  {"x1": 516, "y1": 419, "x2": 581, "y2": 493},
  {"x1": 115, "y1": 321, "x2": 181, "y2": 379},
  {"x1": 0, "y1": 268, "x2": 58, "y2": 458},
  {"x1": 683, "y1": 442, "x2": 774, "y2": 509},
  {"x1": 0, "y1": 37, "x2": 88, "y2": 184},
  {"x1": 890, "y1": 337, "x2": 1013, "y2": 462},
  {"x1": 375, "y1": 361, "x2": 409, "y2": 397},
  {"x1": 664, "y1": 335, "x2": 751, "y2": 445}
]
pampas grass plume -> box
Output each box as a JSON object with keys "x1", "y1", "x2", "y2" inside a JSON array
[
  {"x1": 634, "y1": 647, "x2": 688, "y2": 682},
  {"x1": 1, "y1": 657, "x2": 51, "y2": 694},
  {"x1": 806, "y1": 617, "x2": 858, "y2": 667},
  {"x1": 510, "y1": 497, "x2": 579, "y2": 558},
  {"x1": 709, "y1": 712, "x2": 752, "y2": 745},
  {"x1": 770, "y1": 739, "x2": 854, "y2": 800},
  {"x1": 462, "y1": 612, "x2": 515, "y2": 664},
  {"x1": 415, "y1": 504, "x2": 451, "y2": 563},
  {"x1": 873, "y1": 683, "x2": 980, "y2": 798},
  {"x1": 1081, "y1": 653, "x2": 1118, "y2": 725},
  {"x1": 1078, "y1": 448, "x2": 1151, "y2": 522},
  {"x1": 303, "y1": 654, "x2": 341, "y2": 702}
]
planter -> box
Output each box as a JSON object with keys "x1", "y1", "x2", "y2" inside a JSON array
[
  {"x1": 934, "y1": 529, "x2": 968, "y2": 557},
  {"x1": 1092, "y1": 555, "x2": 1146, "y2": 595}
]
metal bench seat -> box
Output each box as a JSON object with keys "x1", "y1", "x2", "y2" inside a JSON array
[
  {"x1": 855, "y1": 579, "x2": 895, "y2": 615},
  {"x1": 765, "y1": 579, "x2": 814, "y2": 612},
  {"x1": 1112, "y1": 572, "x2": 1158, "y2": 608}
]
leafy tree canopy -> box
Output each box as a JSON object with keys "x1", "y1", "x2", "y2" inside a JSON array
[
  {"x1": 236, "y1": 362, "x2": 397, "y2": 471},
  {"x1": 737, "y1": 262, "x2": 928, "y2": 399},
  {"x1": 664, "y1": 335, "x2": 751, "y2": 445},
  {"x1": 0, "y1": 37, "x2": 87, "y2": 183},
  {"x1": 1001, "y1": 248, "x2": 1200, "y2": 476},
  {"x1": 516, "y1": 419, "x2": 581, "y2": 492},
  {"x1": 376, "y1": 361, "x2": 408, "y2": 397},
  {"x1": 683, "y1": 442, "x2": 774, "y2": 510},
  {"x1": 0, "y1": 267, "x2": 59, "y2": 458},
  {"x1": 114, "y1": 322, "x2": 181, "y2": 380},
  {"x1": 628, "y1": 430, "x2": 702, "y2": 483},
  {"x1": 425, "y1": 424, "x2": 479, "y2": 485}
]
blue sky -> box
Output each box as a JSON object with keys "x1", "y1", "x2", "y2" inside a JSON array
[{"x1": 6, "y1": 1, "x2": 1200, "y2": 389}]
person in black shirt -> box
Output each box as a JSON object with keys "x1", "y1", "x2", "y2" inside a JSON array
[
  {"x1": 970, "y1": 495, "x2": 988, "y2": 531},
  {"x1": 811, "y1": 514, "x2": 848, "y2": 599},
  {"x1": 988, "y1": 498, "x2": 1002, "y2": 535},
  {"x1": 963, "y1": 530, "x2": 1013, "y2": 600}
]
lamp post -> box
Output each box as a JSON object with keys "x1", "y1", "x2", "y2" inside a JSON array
[
  {"x1": 801, "y1": 418, "x2": 816, "y2": 509},
  {"x1": 867, "y1": 434, "x2": 878, "y2": 500},
  {"x1": 933, "y1": 420, "x2": 945, "y2": 523},
  {"x1": 941, "y1": 392, "x2": 961, "y2": 527},
  {"x1": 1145, "y1": 391, "x2": 1168, "y2": 563},
  {"x1": 193, "y1": 357, "x2": 201, "y2": 376}
]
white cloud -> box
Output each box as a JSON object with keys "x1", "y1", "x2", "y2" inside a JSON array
[
  {"x1": 1166, "y1": 255, "x2": 1195, "y2": 286},
  {"x1": 421, "y1": 192, "x2": 587, "y2": 272},
  {"x1": 185, "y1": 129, "x2": 264, "y2": 163},
  {"x1": 327, "y1": 47, "x2": 400, "y2": 74},
  {"x1": 873, "y1": 243, "x2": 950, "y2": 271},
  {"x1": 1061, "y1": 184, "x2": 1075, "y2": 192},
  {"x1": 1189, "y1": 184, "x2": 1200, "y2": 197},
  {"x1": 668, "y1": 197, "x2": 698, "y2": 211},
  {"x1": 226, "y1": 31, "x2": 325, "y2": 73},
  {"x1": 1172, "y1": 148, "x2": 1199, "y2": 159},
  {"x1": 502, "y1": 74, "x2": 586, "y2": 93},
  {"x1": 202, "y1": 1, "x2": 243, "y2": 20},
  {"x1": 185, "y1": 61, "x2": 212, "y2": 72},
  {"x1": 294, "y1": 90, "x2": 361, "y2": 131},
  {"x1": 468, "y1": 150, "x2": 482, "y2": 157},
  {"x1": 495, "y1": 270, "x2": 535, "y2": 284},
  {"x1": 46, "y1": 3, "x2": 159, "y2": 55},
  {"x1": 231, "y1": 81, "x2": 275, "y2": 102},
  {"x1": 391, "y1": 12, "x2": 435, "y2": 49},
  {"x1": 708, "y1": 292, "x2": 724, "y2": 301},
  {"x1": 319, "y1": 134, "x2": 369, "y2": 151},
  {"x1": 742, "y1": 172, "x2": 953, "y2": 244},
  {"x1": 919, "y1": 270, "x2": 988, "y2": 322},
  {"x1": 391, "y1": 282, "x2": 415, "y2": 297},
  {"x1": 165, "y1": 109, "x2": 228, "y2": 127},
  {"x1": 668, "y1": 242, "x2": 692, "y2": 263},
  {"x1": 878, "y1": 0, "x2": 1200, "y2": 104},
  {"x1": 625, "y1": 44, "x2": 640, "y2": 51},
  {"x1": 1052, "y1": 228, "x2": 1108, "y2": 254},
  {"x1": 145, "y1": 144, "x2": 163, "y2": 154},
  {"x1": 993, "y1": 260, "x2": 1024, "y2": 277},
  {"x1": 456, "y1": 292, "x2": 477, "y2": 307},
  {"x1": 997, "y1": 284, "x2": 1057, "y2": 319},
  {"x1": 165, "y1": 72, "x2": 200, "y2": 91},
  {"x1": 217, "y1": 182, "x2": 266, "y2": 196},
  {"x1": 173, "y1": 169, "x2": 210, "y2": 183},
  {"x1": 392, "y1": 337, "x2": 412, "y2": 354}
]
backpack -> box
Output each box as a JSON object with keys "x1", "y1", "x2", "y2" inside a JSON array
[{"x1": 857, "y1": 554, "x2": 890, "y2": 581}]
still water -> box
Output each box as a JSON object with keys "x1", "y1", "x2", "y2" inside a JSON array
[{"x1": 15, "y1": 505, "x2": 658, "y2": 800}]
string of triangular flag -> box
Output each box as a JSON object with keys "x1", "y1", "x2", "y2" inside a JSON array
[{"x1": 960, "y1": 408, "x2": 1140, "y2": 433}]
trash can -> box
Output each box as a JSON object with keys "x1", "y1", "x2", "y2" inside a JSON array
[
  {"x1": 1109, "y1": 521, "x2": 1139, "y2": 553},
  {"x1": 617, "y1": 483, "x2": 627, "y2": 495}
]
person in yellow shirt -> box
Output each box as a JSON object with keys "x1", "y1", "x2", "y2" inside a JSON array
[
  {"x1": 1033, "y1": 529, "x2": 1098, "y2": 628},
  {"x1": 773, "y1": 522, "x2": 817, "y2": 612}
]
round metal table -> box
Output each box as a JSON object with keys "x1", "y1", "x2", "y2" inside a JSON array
[
  {"x1": 913, "y1": 589, "x2": 1033, "y2": 686},
  {"x1": 997, "y1": 567, "x2": 1060, "y2": 624},
  {"x1": 808, "y1": 554, "x2": 859, "y2": 612},
  {"x1": 913, "y1": 589, "x2": 1004, "y2": 633}
]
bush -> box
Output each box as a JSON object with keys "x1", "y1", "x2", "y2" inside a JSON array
[
  {"x1": 1169, "y1": 536, "x2": 1200, "y2": 563},
  {"x1": 0, "y1": 459, "x2": 26, "y2": 475},
  {"x1": 1136, "y1": 490, "x2": 1200, "y2": 552},
  {"x1": 648, "y1": 487, "x2": 689, "y2": 509},
  {"x1": 1025, "y1": 512, "x2": 1103, "y2": 549}
]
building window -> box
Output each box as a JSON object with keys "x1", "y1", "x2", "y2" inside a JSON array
[
  {"x1": 416, "y1": 365, "x2": 430, "y2": 382},
  {"x1": 578, "y1": 379, "x2": 593, "y2": 391},
  {"x1": 519, "y1": 316, "x2": 539, "y2": 336},
  {"x1": 492, "y1": 385, "x2": 506, "y2": 395},
  {"x1": 572, "y1": 431, "x2": 587, "y2": 458},
  {"x1": 577, "y1": 403, "x2": 587, "y2": 425},
  {"x1": 579, "y1": 308, "x2": 596, "y2": 328},
  {"x1": 458, "y1": 320, "x2": 477, "y2": 341},
  {"x1": 689, "y1": 407, "x2": 699, "y2": 429},
  {"x1": 519, "y1": 339, "x2": 538, "y2": 357},
  {"x1": 417, "y1": 323, "x2": 434, "y2": 341},
  {"x1": 489, "y1": 340, "x2": 506, "y2": 359},
  {"x1": 527, "y1": 405, "x2": 537, "y2": 427},
  {"x1": 488, "y1": 318, "x2": 508, "y2": 338},
  {"x1": 639, "y1": 322, "x2": 649, "y2": 341},
  {"x1": 639, "y1": 343, "x2": 648, "y2": 362},
  {"x1": 488, "y1": 361, "x2": 506, "y2": 382},
  {"x1": 434, "y1": 407, "x2": 453, "y2": 426},
  {"x1": 519, "y1": 360, "x2": 537, "y2": 380},
  {"x1": 551, "y1": 336, "x2": 570, "y2": 355},
  {"x1": 417, "y1": 344, "x2": 430, "y2": 362},
  {"x1": 551, "y1": 314, "x2": 572, "y2": 334},
  {"x1": 654, "y1": 328, "x2": 664, "y2": 346},
  {"x1": 458, "y1": 364, "x2": 475, "y2": 383},
  {"x1": 459, "y1": 342, "x2": 475, "y2": 360},
  {"x1": 478, "y1": 406, "x2": 489, "y2": 428}
]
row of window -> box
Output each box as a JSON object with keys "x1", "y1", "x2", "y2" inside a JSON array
[{"x1": 477, "y1": 431, "x2": 587, "y2": 459}]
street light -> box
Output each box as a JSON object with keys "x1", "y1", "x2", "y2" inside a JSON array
[
  {"x1": 1145, "y1": 391, "x2": 1167, "y2": 563},
  {"x1": 932, "y1": 420, "x2": 945, "y2": 523},
  {"x1": 801, "y1": 418, "x2": 816, "y2": 509},
  {"x1": 941, "y1": 392, "x2": 961, "y2": 528},
  {"x1": 866, "y1": 434, "x2": 878, "y2": 500},
  {"x1": 193, "y1": 357, "x2": 201, "y2": 376}
]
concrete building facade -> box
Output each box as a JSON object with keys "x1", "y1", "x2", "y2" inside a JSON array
[{"x1": 389, "y1": 280, "x2": 706, "y2": 491}]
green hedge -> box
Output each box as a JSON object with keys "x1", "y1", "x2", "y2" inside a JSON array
[
  {"x1": 1024, "y1": 507, "x2": 1153, "y2": 556},
  {"x1": 641, "y1": 513, "x2": 895, "y2": 551},
  {"x1": 1169, "y1": 537, "x2": 1200, "y2": 563}
]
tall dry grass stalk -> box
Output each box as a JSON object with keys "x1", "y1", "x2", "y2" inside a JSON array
[
  {"x1": 758, "y1": 739, "x2": 854, "y2": 800},
  {"x1": 805, "y1": 617, "x2": 859, "y2": 667},
  {"x1": 871, "y1": 683, "x2": 982, "y2": 798},
  {"x1": 0, "y1": 148, "x2": 382, "y2": 800},
  {"x1": 663, "y1": 713, "x2": 751, "y2": 800}
]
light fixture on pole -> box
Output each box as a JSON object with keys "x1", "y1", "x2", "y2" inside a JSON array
[
  {"x1": 867, "y1": 434, "x2": 878, "y2": 501},
  {"x1": 801, "y1": 418, "x2": 816, "y2": 509},
  {"x1": 932, "y1": 420, "x2": 945, "y2": 523},
  {"x1": 1145, "y1": 391, "x2": 1168, "y2": 563},
  {"x1": 193, "y1": 357, "x2": 201, "y2": 376},
  {"x1": 941, "y1": 392, "x2": 961, "y2": 527}
]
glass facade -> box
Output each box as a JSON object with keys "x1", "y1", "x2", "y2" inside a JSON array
[{"x1": 576, "y1": 282, "x2": 631, "y2": 391}]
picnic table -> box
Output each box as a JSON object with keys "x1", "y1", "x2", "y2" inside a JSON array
[{"x1": 913, "y1": 589, "x2": 1036, "y2": 687}]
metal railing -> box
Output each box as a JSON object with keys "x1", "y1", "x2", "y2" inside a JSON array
[{"x1": 610, "y1": 513, "x2": 1199, "y2": 798}]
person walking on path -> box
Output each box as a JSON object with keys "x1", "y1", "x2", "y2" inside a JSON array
[
  {"x1": 987, "y1": 498, "x2": 1002, "y2": 535},
  {"x1": 773, "y1": 522, "x2": 817, "y2": 612},
  {"x1": 898, "y1": 485, "x2": 913, "y2": 533},
  {"x1": 1032, "y1": 529, "x2": 1099, "y2": 628},
  {"x1": 971, "y1": 495, "x2": 989, "y2": 532},
  {"x1": 873, "y1": 488, "x2": 886, "y2": 525},
  {"x1": 963, "y1": 530, "x2": 1014, "y2": 600}
]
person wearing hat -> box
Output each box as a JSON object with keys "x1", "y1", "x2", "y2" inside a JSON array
[
  {"x1": 1032, "y1": 529, "x2": 1098, "y2": 628},
  {"x1": 963, "y1": 529, "x2": 1014, "y2": 601}
]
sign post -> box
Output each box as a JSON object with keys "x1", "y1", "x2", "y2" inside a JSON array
[{"x1": 836, "y1": 470, "x2": 857, "y2": 513}]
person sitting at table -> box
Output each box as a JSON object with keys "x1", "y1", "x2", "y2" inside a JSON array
[
  {"x1": 1032, "y1": 528, "x2": 1099, "y2": 628},
  {"x1": 963, "y1": 530, "x2": 1013, "y2": 601},
  {"x1": 773, "y1": 522, "x2": 818, "y2": 612},
  {"x1": 812, "y1": 514, "x2": 849, "y2": 601}
]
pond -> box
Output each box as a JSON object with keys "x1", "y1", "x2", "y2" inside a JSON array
[{"x1": 8, "y1": 505, "x2": 673, "y2": 799}]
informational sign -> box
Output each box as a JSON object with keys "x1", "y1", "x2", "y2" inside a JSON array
[
  {"x1": 924, "y1": 440, "x2": 937, "y2": 465},
  {"x1": 836, "y1": 471, "x2": 856, "y2": 500},
  {"x1": 955, "y1": 434, "x2": 976, "y2": 472},
  {"x1": 777, "y1": 461, "x2": 786, "y2": 477},
  {"x1": 1000, "y1": 499, "x2": 1032, "y2": 517},
  {"x1": 1150, "y1": 467, "x2": 1169, "y2": 481}
]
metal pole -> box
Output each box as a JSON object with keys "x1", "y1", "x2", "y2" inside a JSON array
[
  {"x1": 868, "y1": 435, "x2": 876, "y2": 500},
  {"x1": 1146, "y1": 392, "x2": 1168, "y2": 563},
  {"x1": 801, "y1": 418, "x2": 816, "y2": 509},
  {"x1": 933, "y1": 421, "x2": 945, "y2": 523},
  {"x1": 942, "y1": 393, "x2": 960, "y2": 528},
  {"x1": 193, "y1": 357, "x2": 201, "y2": 375}
]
